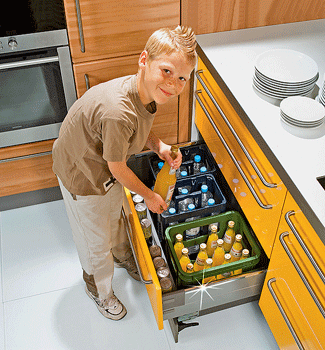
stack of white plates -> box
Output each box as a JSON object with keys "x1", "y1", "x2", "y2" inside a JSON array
[
  {"x1": 253, "y1": 49, "x2": 319, "y2": 101},
  {"x1": 280, "y1": 96, "x2": 325, "y2": 128},
  {"x1": 318, "y1": 73, "x2": 325, "y2": 107}
]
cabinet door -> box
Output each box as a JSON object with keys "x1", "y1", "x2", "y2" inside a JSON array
[
  {"x1": 73, "y1": 55, "x2": 178, "y2": 144},
  {"x1": 195, "y1": 58, "x2": 287, "y2": 258},
  {"x1": 259, "y1": 192, "x2": 325, "y2": 349},
  {"x1": 63, "y1": 0, "x2": 180, "y2": 63}
]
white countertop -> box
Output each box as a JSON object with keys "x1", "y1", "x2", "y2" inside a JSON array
[{"x1": 196, "y1": 19, "x2": 325, "y2": 239}]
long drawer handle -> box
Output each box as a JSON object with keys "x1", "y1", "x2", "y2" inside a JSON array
[
  {"x1": 84, "y1": 74, "x2": 90, "y2": 90},
  {"x1": 75, "y1": 0, "x2": 85, "y2": 53},
  {"x1": 285, "y1": 211, "x2": 325, "y2": 285},
  {"x1": 195, "y1": 90, "x2": 272, "y2": 209},
  {"x1": 267, "y1": 278, "x2": 304, "y2": 350},
  {"x1": 121, "y1": 207, "x2": 153, "y2": 285},
  {"x1": 0, "y1": 56, "x2": 59, "y2": 70},
  {"x1": 196, "y1": 70, "x2": 277, "y2": 189},
  {"x1": 280, "y1": 232, "x2": 325, "y2": 318}
]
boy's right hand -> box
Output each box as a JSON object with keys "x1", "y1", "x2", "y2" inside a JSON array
[{"x1": 144, "y1": 192, "x2": 168, "y2": 214}]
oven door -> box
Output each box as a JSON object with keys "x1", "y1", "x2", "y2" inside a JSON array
[{"x1": 0, "y1": 45, "x2": 76, "y2": 148}]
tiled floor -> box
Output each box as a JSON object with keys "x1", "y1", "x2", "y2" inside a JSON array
[{"x1": 0, "y1": 199, "x2": 279, "y2": 350}]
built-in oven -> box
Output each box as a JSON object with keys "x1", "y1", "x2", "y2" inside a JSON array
[{"x1": 0, "y1": 0, "x2": 76, "y2": 148}]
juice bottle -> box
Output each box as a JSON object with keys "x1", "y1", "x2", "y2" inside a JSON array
[
  {"x1": 212, "y1": 239, "x2": 225, "y2": 267},
  {"x1": 230, "y1": 234, "x2": 243, "y2": 262},
  {"x1": 223, "y1": 220, "x2": 235, "y2": 252},
  {"x1": 206, "y1": 224, "x2": 219, "y2": 258},
  {"x1": 153, "y1": 145, "x2": 179, "y2": 207},
  {"x1": 186, "y1": 263, "x2": 194, "y2": 273},
  {"x1": 217, "y1": 253, "x2": 232, "y2": 280},
  {"x1": 174, "y1": 233, "x2": 184, "y2": 260},
  {"x1": 202, "y1": 258, "x2": 216, "y2": 284},
  {"x1": 179, "y1": 248, "x2": 191, "y2": 272},
  {"x1": 233, "y1": 249, "x2": 250, "y2": 275},
  {"x1": 193, "y1": 243, "x2": 208, "y2": 272}
]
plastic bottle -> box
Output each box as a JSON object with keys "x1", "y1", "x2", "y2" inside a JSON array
[
  {"x1": 179, "y1": 248, "x2": 191, "y2": 272},
  {"x1": 193, "y1": 154, "x2": 203, "y2": 174},
  {"x1": 223, "y1": 220, "x2": 236, "y2": 252},
  {"x1": 201, "y1": 184, "x2": 213, "y2": 207},
  {"x1": 153, "y1": 145, "x2": 179, "y2": 207},
  {"x1": 217, "y1": 253, "x2": 232, "y2": 280},
  {"x1": 174, "y1": 233, "x2": 184, "y2": 260},
  {"x1": 193, "y1": 243, "x2": 208, "y2": 272},
  {"x1": 233, "y1": 249, "x2": 250, "y2": 275},
  {"x1": 206, "y1": 224, "x2": 219, "y2": 258},
  {"x1": 230, "y1": 234, "x2": 243, "y2": 262},
  {"x1": 186, "y1": 263, "x2": 194, "y2": 273},
  {"x1": 212, "y1": 239, "x2": 225, "y2": 267},
  {"x1": 184, "y1": 204, "x2": 201, "y2": 257},
  {"x1": 202, "y1": 258, "x2": 216, "y2": 284}
]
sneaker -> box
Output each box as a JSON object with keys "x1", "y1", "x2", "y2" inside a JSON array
[
  {"x1": 85, "y1": 287, "x2": 127, "y2": 320},
  {"x1": 113, "y1": 255, "x2": 141, "y2": 281}
]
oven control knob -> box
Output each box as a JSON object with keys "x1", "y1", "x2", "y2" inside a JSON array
[{"x1": 8, "y1": 38, "x2": 18, "y2": 50}]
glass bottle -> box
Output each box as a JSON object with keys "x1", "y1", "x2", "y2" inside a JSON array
[
  {"x1": 179, "y1": 248, "x2": 191, "y2": 272},
  {"x1": 223, "y1": 220, "x2": 236, "y2": 252},
  {"x1": 217, "y1": 253, "x2": 232, "y2": 280},
  {"x1": 230, "y1": 234, "x2": 243, "y2": 262},
  {"x1": 174, "y1": 233, "x2": 184, "y2": 260},
  {"x1": 233, "y1": 249, "x2": 250, "y2": 275},
  {"x1": 206, "y1": 224, "x2": 219, "y2": 258},
  {"x1": 193, "y1": 243, "x2": 208, "y2": 272},
  {"x1": 202, "y1": 258, "x2": 216, "y2": 284},
  {"x1": 186, "y1": 262, "x2": 194, "y2": 273},
  {"x1": 212, "y1": 239, "x2": 225, "y2": 267}
]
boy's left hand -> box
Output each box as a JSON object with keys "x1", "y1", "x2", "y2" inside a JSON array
[{"x1": 158, "y1": 144, "x2": 182, "y2": 169}]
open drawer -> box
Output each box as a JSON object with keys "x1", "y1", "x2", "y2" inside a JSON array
[{"x1": 122, "y1": 147, "x2": 269, "y2": 342}]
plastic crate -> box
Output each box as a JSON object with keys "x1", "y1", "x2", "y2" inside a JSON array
[
  {"x1": 149, "y1": 143, "x2": 216, "y2": 180},
  {"x1": 165, "y1": 211, "x2": 261, "y2": 287},
  {"x1": 156, "y1": 173, "x2": 227, "y2": 240}
]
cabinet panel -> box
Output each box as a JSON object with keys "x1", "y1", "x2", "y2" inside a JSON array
[
  {"x1": 259, "y1": 192, "x2": 325, "y2": 349},
  {"x1": 64, "y1": 0, "x2": 180, "y2": 63},
  {"x1": 195, "y1": 58, "x2": 287, "y2": 258}
]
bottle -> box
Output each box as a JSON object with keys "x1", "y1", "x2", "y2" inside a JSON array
[
  {"x1": 193, "y1": 154, "x2": 203, "y2": 174},
  {"x1": 193, "y1": 243, "x2": 208, "y2": 272},
  {"x1": 179, "y1": 248, "x2": 191, "y2": 272},
  {"x1": 184, "y1": 204, "x2": 201, "y2": 257},
  {"x1": 217, "y1": 253, "x2": 232, "y2": 280},
  {"x1": 206, "y1": 224, "x2": 219, "y2": 258},
  {"x1": 212, "y1": 239, "x2": 225, "y2": 267},
  {"x1": 230, "y1": 234, "x2": 243, "y2": 262},
  {"x1": 174, "y1": 233, "x2": 184, "y2": 260},
  {"x1": 186, "y1": 263, "x2": 194, "y2": 273},
  {"x1": 153, "y1": 145, "x2": 179, "y2": 207},
  {"x1": 202, "y1": 258, "x2": 216, "y2": 284},
  {"x1": 201, "y1": 184, "x2": 213, "y2": 207},
  {"x1": 223, "y1": 220, "x2": 236, "y2": 252},
  {"x1": 233, "y1": 249, "x2": 250, "y2": 275}
]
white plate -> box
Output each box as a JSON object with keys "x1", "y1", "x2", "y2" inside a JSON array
[
  {"x1": 281, "y1": 112, "x2": 324, "y2": 128},
  {"x1": 255, "y1": 49, "x2": 319, "y2": 83},
  {"x1": 280, "y1": 96, "x2": 325, "y2": 123}
]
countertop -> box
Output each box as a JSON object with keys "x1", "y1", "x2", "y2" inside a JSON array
[{"x1": 196, "y1": 19, "x2": 325, "y2": 242}]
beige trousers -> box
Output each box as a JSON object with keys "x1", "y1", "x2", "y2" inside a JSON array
[{"x1": 58, "y1": 177, "x2": 131, "y2": 299}]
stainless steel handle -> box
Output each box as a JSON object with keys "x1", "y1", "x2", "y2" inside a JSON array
[
  {"x1": 0, "y1": 56, "x2": 59, "y2": 70},
  {"x1": 121, "y1": 207, "x2": 153, "y2": 285},
  {"x1": 285, "y1": 211, "x2": 325, "y2": 285},
  {"x1": 196, "y1": 70, "x2": 277, "y2": 189},
  {"x1": 280, "y1": 232, "x2": 325, "y2": 318},
  {"x1": 75, "y1": 0, "x2": 85, "y2": 53},
  {"x1": 195, "y1": 90, "x2": 272, "y2": 209},
  {"x1": 84, "y1": 74, "x2": 90, "y2": 90},
  {"x1": 267, "y1": 278, "x2": 304, "y2": 350}
]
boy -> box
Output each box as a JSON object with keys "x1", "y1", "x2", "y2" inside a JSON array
[{"x1": 52, "y1": 26, "x2": 197, "y2": 320}]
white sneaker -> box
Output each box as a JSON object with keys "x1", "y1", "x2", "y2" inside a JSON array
[
  {"x1": 85, "y1": 287, "x2": 127, "y2": 320},
  {"x1": 113, "y1": 255, "x2": 141, "y2": 281}
]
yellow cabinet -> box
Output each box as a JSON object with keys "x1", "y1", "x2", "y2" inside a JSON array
[
  {"x1": 194, "y1": 58, "x2": 287, "y2": 258},
  {"x1": 259, "y1": 192, "x2": 325, "y2": 349}
]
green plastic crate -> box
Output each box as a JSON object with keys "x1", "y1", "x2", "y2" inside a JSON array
[{"x1": 165, "y1": 211, "x2": 262, "y2": 287}]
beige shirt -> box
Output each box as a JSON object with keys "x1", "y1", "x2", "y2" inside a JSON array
[{"x1": 52, "y1": 75, "x2": 156, "y2": 196}]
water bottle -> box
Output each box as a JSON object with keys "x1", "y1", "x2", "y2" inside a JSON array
[
  {"x1": 185, "y1": 204, "x2": 201, "y2": 257},
  {"x1": 193, "y1": 155, "x2": 203, "y2": 174},
  {"x1": 178, "y1": 197, "x2": 194, "y2": 213},
  {"x1": 167, "y1": 207, "x2": 179, "y2": 226},
  {"x1": 200, "y1": 166, "x2": 207, "y2": 174},
  {"x1": 201, "y1": 184, "x2": 213, "y2": 207}
]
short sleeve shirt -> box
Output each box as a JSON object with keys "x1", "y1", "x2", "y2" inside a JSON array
[{"x1": 52, "y1": 75, "x2": 156, "y2": 196}]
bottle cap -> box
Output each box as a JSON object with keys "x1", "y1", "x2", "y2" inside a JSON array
[
  {"x1": 217, "y1": 239, "x2": 224, "y2": 246},
  {"x1": 235, "y1": 234, "x2": 242, "y2": 241},
  {"x1": 181, "y1": 188, "x2": 189, "y2": 195},
  {"x1": 242, "y1": 249, "x2": 250, "y2": 256},
  {"x1": 181, "y1": 170, "x2": 188, "y2": 177},
  {"x1": 186, "y1": 263, "x2": 194, "y2": 270},
  {"x1": 210, "y1": 224, "x2": 218, "y2": 233},
  {"x1": 194, "y1": 155, "x2": 201, "y2": 162},
  {"x1": 200, "y1": 243, "x2": 207, "y2": 249},
  {"x1": 168, "y1": 207, "x2": 176, "y2": 215},
  {"x1": 224, "y1": 253, "x2": 231, "y2": 260},
  {"x1": 200, "y1": 166, "x2": 207, "y2": 173},
  {"x1": 158, "y1": 161, "x2": 164, "y2": 169},
  {"x1": 182, "y1": 247, "x2": 189, "y2": 254},
  {"x1": 188, "y1": 203, "x2": 195, "y2": 210},
  {"x1": 201, "y1": 184, "x2": 208, "y2": 192},
  {"x1": 176, "y1": 233, "x2": 183, "y2": 241},
  {"x1": 207, "y1": 198, "x2": 215, "y2": 206},
  {"x1": 228, "y1": 220, "x2": 235, "y2": 228},
  {"x1": 206, "y1": 258, "x2": 213, "y2": 265}
]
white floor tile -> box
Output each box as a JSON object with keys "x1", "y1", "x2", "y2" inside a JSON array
[
  {"x1": 1, "y1": 200, "x2": 82, "y2": 302},
  {"x1": 4, "y1": 268, "x2": 170, "y2": 350}
]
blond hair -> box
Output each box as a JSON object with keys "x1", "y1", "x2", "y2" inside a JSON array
[{"x1": 144, "y1": 26, "x2": 197, "y2": 67}]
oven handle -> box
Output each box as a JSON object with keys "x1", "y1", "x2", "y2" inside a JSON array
[{"x1": 0, "y1": 56, "x2": 59, "y2": 70}]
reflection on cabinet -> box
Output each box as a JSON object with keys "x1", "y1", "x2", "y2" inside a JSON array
[
  {"x1": 182, "y1": 0, "x2": 325, "y2": 35},
  {"x1": 259, "y1": 192, "x2": 325, "y2": 349},
  {"x1": 194, "y1": 57, "x2": 287, "y2": 258}
]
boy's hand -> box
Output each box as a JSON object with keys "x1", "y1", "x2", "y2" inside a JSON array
[{"x1": 158, "y1": 144, "x2": 182, "y2": 170}]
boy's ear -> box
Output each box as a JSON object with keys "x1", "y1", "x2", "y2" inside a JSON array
[{"x1": 138, "y1": 50, "x2": 149, "y2": 70}]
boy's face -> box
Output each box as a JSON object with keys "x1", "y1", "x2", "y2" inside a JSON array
[{"x1": 138, "y1": 50, "x2": 194, "y2": 105}]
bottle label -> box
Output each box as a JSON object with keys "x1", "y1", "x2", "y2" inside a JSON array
[
  {"x1": 169, "y1": 168, "x2": 176, "y2": 175},
  {"x1": 223, "y1": 233, "x2": 232, "y2": 244},
  {"x1": 196, "y1": 256, "x2": 205, "y2": 266},
  {"x1": 211, "y1": 240, "x2": 218, "y2": 248},
  {"x1": 230, "y1": 247, "x2": 242, "y2": 258},
  {"x1": 165, "y1": 184, "x2": 175, "y2": 204}
]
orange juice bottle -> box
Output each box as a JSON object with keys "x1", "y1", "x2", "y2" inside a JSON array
[
  {"x1": 230, "y1": 234, "x2": 243, "y2": 262},
  {"x1": 153, "y1": 145, "x2": 179, "y2": 207},
  {"x1": 174, "y1": 233, "x2": 184, "y2": 260},
  {"x1": 179, "y1": 248, "x2": 191, "y2": 272},
  {"x1": 223, "y1": 220, "x2": 235, "y2": 252},
  {"x1": 212, "y1": 239, "x2": 225, "y2": 267},
  {"x1": 202, "y1": 258, "x2": 216, "y2": 284},
  {"x1": 233, "y1": 249, "x2": 250, "y2": 275},
  {"x1": 193, "y1": 243, "x2": 208, "y2": 272},
  {"x1": 217, "y1": 253, "x2": 232, "y2": 280},
  {"x1": 186, "y1": 263, "x2": 194, "y2": 273},
  {"x1": 206, "y1": 224, "x2": 219, "y2": 258}
]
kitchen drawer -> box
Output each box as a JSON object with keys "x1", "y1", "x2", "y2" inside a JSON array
[
  {"x1": 259, "y1": 192, "x2": 325, "y2": 349},
  {"x1": 194, "y1": 58, "x2": 287, "y2": 258}
]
